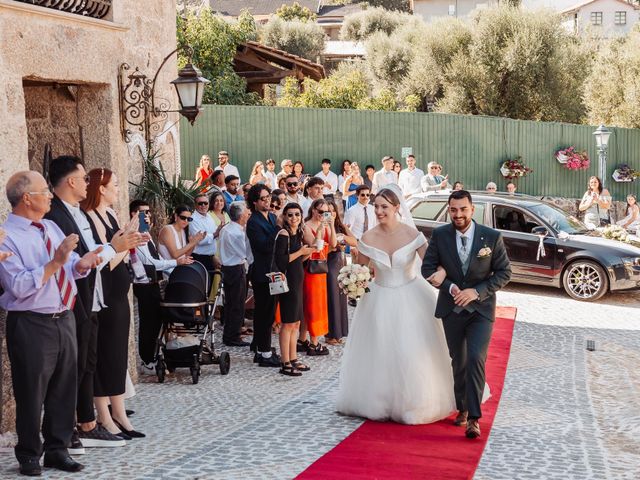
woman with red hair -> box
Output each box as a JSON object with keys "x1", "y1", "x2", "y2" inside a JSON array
[{"x1": 81, "y1": 168, "x2": 145, "y2": 440}]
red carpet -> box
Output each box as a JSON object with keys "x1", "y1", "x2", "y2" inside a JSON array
[{"x1": 297, "y1": 307, "x2": 517, "y2": 480}]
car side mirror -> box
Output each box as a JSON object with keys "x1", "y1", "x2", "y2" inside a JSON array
[{"x1": 531, "y1": 226, "x2": 549, "y2": 237}]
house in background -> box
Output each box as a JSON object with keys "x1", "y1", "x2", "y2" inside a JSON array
[
  {"x1": 409, "y1": 0, "x2": 497, "y2": 21},
  {"x1": 560, "y1": 0, "x2": 639, "y2": 37}
]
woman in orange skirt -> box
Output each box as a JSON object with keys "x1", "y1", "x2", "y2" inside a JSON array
[{"x1": 301, "y1": 198, "x2": 337, "y2": 356}]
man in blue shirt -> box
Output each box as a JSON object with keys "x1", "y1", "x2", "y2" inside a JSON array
[
  {"x1": 0, "y1": 171, "x2": 103, "y2": 476},
  {"x1": 222, "y1": 175, "x2": 243, "y2": 212}
]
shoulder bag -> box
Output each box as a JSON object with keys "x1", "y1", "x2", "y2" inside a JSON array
[{"x1": 266, "y1": 230, "x2": 290, "y2": 295}]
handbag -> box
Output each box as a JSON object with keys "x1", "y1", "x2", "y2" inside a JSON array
[
  {"x1": 266, "y1": 231, "x2": 290, "y2": 296},
  {"x1": 307, "y1": 251, "x2": 328, "y2": 274}
]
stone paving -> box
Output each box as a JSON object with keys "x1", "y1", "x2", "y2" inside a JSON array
[{"x1": 0, "y1": 283, "x2": 639, "y2": 479}]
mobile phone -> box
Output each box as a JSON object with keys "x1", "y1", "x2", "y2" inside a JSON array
[
  {"x1": 323, "y1": 211, "x2": 332, "y2": 221},
  {"x1": 138, "y1": 211, "x2": 149, "y2": 233}
]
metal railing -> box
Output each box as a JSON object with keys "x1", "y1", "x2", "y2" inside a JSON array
[{"x1": 15, "y1": 0, "x2": 112, "y2": 19}]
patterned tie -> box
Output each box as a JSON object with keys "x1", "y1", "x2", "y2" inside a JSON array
[
  {"x1": 459, "y1": 235, "x2": 470, "y2": 274},
  {"x1": 363, "y1": 205, "x2": 369, "y2": 233},
  {"x1": 32, "y1": 222, "x2": 75, "y2": 310}
]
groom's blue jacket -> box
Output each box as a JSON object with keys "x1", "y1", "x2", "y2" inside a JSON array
[{"x1": 421, "y1": 221, "x2": 511, "y2": 320}]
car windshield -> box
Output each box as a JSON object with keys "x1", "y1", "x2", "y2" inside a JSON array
[{"x1": 527, "y1": 203, "x2": 589, "y2": 234}]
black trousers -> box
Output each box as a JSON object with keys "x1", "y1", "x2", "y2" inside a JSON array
[
  {"x1": 251, "y1": 281, "x2": 276, "y2": 353},
  {"x1": 6, "y1": 311, "x2": 77, "y2": 463},
  {"x1": 76, "y1": 312, "x2": 98, "y2": 423},
  {"x1": 442, "y1": 310, "x2": 493, "y2": 420},
  {"x1": 133, "y1": 283, "x2": 163, "y2": 364},
  {"x1": 221, "y1": 265, "x2": 246, "y2": 342},
  {"x1": 192, "y1": 253, "x2": 215, "y2": 292}
]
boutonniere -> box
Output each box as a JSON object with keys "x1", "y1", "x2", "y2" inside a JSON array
[{"x1": 477, "y1": 240, "x2": 492, "y2": 258}]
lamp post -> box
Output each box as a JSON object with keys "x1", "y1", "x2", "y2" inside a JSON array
[
  {"x1": 592, "y1": 124, "x2": 611, "y2": 186},
  {"x1": 119, "y1": 46, "x2": 210, "y2": 144}
]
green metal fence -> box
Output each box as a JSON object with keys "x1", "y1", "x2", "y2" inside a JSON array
[{"x1": 180, "y1": 106, "x2": 640, "y2": 200}]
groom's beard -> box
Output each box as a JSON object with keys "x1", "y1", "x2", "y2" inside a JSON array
[{"x1": 452, "y1": 217, "x2": 472, "y2": 231}]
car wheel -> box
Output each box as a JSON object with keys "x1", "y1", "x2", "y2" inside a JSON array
[{"x1": 562, "y1": 260, "x2": 608, "y2": 301}]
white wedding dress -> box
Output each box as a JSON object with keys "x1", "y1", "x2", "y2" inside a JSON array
[{"x1": 336, "y1": 234, "x2": 457, "y2": 425}]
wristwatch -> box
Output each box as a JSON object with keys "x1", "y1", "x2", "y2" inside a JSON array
[{"x1": 474, "y1": 289, "x2": 480, "y2": 301}]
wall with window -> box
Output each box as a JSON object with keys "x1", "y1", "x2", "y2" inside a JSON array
[
  {"x1": 573, "y1": 0, "x2": 639, "y2": 37},
  {"x1": 412, "y1": 0, "x2": 497, "y2": 21}
]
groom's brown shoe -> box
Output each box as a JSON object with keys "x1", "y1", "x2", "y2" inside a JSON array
[
  {"x1": 454, "y1": 411, "x2": 468, "y2": 426},
  {"x1": 465, "y1": 420, "x2": 481, "y2": 439}
]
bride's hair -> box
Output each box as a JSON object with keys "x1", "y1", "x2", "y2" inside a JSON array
[{"x1": 376, "y1": 188, "x2": 401, "y2": 207}]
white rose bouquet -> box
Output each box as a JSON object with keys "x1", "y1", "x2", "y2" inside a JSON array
[{"x1": 337, "y1": 264, "x2": 372, "y2": 300}]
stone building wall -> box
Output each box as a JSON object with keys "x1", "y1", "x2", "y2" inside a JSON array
[{"x1": 0, "y1": 0, "x2": 180, "y2": 432}]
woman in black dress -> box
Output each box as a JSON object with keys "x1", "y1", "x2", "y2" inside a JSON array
[
  {"x1": 82, "y1": 168, "x2": 144, "y2": 439},
  {"x1": 274, "y1": 203, "x2": 314, "y2": 376},
  {"x1": 325, "y1": 199, "x2": 357, "y2": 345}
]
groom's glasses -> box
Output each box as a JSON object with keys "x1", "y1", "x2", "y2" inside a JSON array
[{"x1": 359, "y1": 193, "x2": 370, "y2": 198}]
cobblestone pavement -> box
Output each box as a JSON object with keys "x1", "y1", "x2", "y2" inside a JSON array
[{"x1": 1, "y1": 284, "x2": 639, "y2": 479}]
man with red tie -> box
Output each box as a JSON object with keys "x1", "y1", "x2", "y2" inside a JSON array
[{"x1": 0, "y1": 171, "x2": 102, "y2": 476}]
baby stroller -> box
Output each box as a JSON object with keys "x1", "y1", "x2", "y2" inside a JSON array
[{"x1": 156, "y1": 261, "x2": 230, "y2": 384}]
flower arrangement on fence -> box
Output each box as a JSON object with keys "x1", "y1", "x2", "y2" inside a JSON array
[
  {"x1": 500, "y1": 156, "x2": 533, "y2": 179},
  {"x1": 337, "y1": 264, "x2": 371, "y2": 300},
  {"x1": 601, "y1": 225, "x2": 640, "y2": 248},
  {"x1": 555, "y1": 146, "x2": 590, "y2": 171},
  {"x1": 611, "y1": 164, "x2": 640, "y2": 182}
]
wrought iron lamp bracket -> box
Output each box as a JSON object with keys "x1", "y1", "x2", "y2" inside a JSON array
[{"x1": 118, "y1": 45, "x2": 195, "y2": 144}]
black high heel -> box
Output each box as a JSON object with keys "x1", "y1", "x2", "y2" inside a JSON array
[
  {"x1": 279, "y1": 362, "x2": 302, "y2": 377},
  {"x1": 113, "y1": 419, "x2": 146, "y2": 438}
]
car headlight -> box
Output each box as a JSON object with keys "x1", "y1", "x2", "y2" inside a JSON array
[{"x1": 622, "y1": 257, "x2": 640, "y2": 267}]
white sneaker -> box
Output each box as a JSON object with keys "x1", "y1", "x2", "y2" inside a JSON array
[{"x1": 140, "y1": 362, "x2": 156, "y2": 375}]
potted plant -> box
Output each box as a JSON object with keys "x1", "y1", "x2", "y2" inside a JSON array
[
  {"x1": 555, "y1": 146, "x2": 590, "y2": 170},
  {"x1": 500, "y1": 156, "x2": 533, "y2": 179},
  {"x1": 611, "y1": 164, "x2": 639, "y2": 182}
]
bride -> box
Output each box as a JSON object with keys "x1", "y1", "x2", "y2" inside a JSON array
[{"x1": 336, "y1": 185, "x2": 456, "y2": 424}]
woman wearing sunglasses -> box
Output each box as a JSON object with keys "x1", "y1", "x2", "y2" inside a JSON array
[
  {"x1": 158, "y1": 205, "x2": 205, "y2": 262},
  {"x1": 300, "y1": 199, "x2": 337, "y2": 356},
  {"x1": 274, "y1": 203, "x2": 315, "y2": 375}
]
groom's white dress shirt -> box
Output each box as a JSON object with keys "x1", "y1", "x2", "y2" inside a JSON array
[{"x1": 344, "y1": 202, "x2": 377, "y2": 240}]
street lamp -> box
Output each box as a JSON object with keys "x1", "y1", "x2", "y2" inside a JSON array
[
  {"x1": 592, "y1": 124, "x2": 611, "y2": 185},
  {"x1": 118, "y1": 45, "x2": 210, "y2": 144}
]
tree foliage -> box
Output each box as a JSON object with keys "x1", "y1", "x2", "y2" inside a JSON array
[
  {"x1": 275, "y1": 2, "x2": 317, "y2": 22},
  {"x1": 584, "y1": 27, "x2": 640, "y2": 128},
  {"x1": 340, "y1": 7, "x2": 417, "y2": 41},
  {"x1": 177, "y1": 9, "x2": 261, "y2": 105},
  {"x1": 260, "y1": 17, "x2": 326, "y2": 61}
]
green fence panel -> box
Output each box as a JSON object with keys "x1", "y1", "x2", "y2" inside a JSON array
[{"x1": 180, "y1": 106, "x2": 640, "y2": 200}]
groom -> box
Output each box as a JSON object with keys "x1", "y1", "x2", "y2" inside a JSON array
[{"x1": 421, "y1": 190, "x2": 511, "y2": 439}]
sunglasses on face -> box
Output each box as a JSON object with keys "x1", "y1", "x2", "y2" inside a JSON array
[
  {"x1": 317, "y1": 209, "x2": 329, "y2": 214},
  {"x1": 286, "y1": 182, "x2": 298, "y2": 187},
  {"x1": 286, "y1": 212, "x2": 301, "y2": 218},
  {"x1": 178, "y1": 215, "x2": 193, "y2": 222},
  {"x1": 197, "y1": 201, "x2": 209, "y2": 206},
  {"x1": 359, "y1": 193, "x2": 370, "y2": 197}
]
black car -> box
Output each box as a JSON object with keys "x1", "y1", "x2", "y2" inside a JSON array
[{"x1": 408, "y1": 191, "x2": 640, "y2": 301}]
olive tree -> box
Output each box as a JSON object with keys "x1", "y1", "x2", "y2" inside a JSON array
[{"x1": 260, "y1": 17, "x2": 325, "y2": 61}]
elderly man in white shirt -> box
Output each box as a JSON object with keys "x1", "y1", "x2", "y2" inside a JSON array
[
  {"x1": 314, "y1": 158, "x2": 338, "y2": 198},
  {"x1": 191, "y1": 194, "x2": 223, "y2": 275},
  {"x1": 344, "y1": 185, "x2": 377, "y2": 239},
  {"x1": 214, "y1": 150, "x2": 241, "y2": 183},
  {"x1": 371, "y1": 156, "x2": 398, "y2": 194},
  {"x1": 398, "y1": 154, "x2": 425, "y2": 198},
  {"x1": 219, "y1": 201, "x2": 254, "y2": 347}
]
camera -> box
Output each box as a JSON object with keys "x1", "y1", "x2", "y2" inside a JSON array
[{"x1": 323, "y1": 211, "x2": 332, "y2": 221}]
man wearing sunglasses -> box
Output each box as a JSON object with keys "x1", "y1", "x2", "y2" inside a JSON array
[
  {"x1": 214, "y1": 150, "x2": 241, "y2": 183},
  {"x1": 284, "y1": 174, "x2": 305, "y2": 206},
  {"x1": 421, "y1": 161, "x2": 450, "y2": 192},
  {"x1": 191, "y1": 194, "x2": 224, "y2": 284},
  {"x1": 276, "y1": 159, "x2": 294, "y2": 184},
  {"x1": 344, "y1": 185, "x2": 376, "y2": 240}
]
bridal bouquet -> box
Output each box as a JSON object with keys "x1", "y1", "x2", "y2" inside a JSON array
[{"x1": 338, "y1": 264, "x2": 372, "y2": 300}]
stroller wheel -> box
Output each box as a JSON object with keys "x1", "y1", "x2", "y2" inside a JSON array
[
  {"x1": 156, "y1": 360, "x2": 166, "y2": 383},
  {"x1": 218, "y1": 351, "x2": 231, "y2": 375},
  {"x1": 190, "y1": 366, "x2": 200, "y2": 384}
]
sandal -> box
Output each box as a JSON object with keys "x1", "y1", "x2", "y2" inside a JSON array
[
  {"x1": 325, "y1": 338, "x2": 340, "y2": 346},
  {"x1": 290, "y1": 358, "x2": 310, "y2": 372},
  {"x1": 279, "y1": 362, "x2": 302, "y2": 377},
  {"x1": 307, "y1": 343, "x2": 330, "y2": 356},
  {"x1": 296, "y1": 339, "x2": 310, "y2": 352}
]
